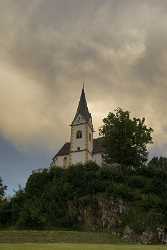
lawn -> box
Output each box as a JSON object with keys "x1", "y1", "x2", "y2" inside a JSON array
[
  {"x1": 0, "y1": 244, "x2": 167, "y2": 250},
  {"x1": 0, "y1": 231, "x2": 166, "y2": 250},
  {"x1": 0, "y1": 230, "x2": 122, "y2": 244}
]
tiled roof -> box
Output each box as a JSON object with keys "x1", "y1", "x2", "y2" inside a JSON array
[
  {"x1": 53, "y1": 142, "x2": 70, "y2": 159},
  {"x1": 53, "y1": 137, "x2": 104, "y2": 160}
]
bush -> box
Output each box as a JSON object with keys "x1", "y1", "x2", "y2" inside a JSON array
[{"x1": 1, "y1": 158, "x2": 167, "y2": 232}]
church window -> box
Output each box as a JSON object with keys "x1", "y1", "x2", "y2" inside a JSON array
[
  {"x1": 63, "y1": 157, "x2": 67, "y2": 168},
  {"x1": 89, "y1": 133, "x2": 91, "y2": 142},
  {"x1": 77, "y1": 147, "x2": 81, "y2": 151},
  {"x1": 76, "y1": 130, "x2": 82, "y2": 139}
]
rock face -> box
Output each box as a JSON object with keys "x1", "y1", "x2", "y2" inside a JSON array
[
  {"x1": 68, "y1": 195, "x2": 167, "y2": 244},
  {"x1": 68, "y1": 195, "x2": 126, "y2": 232},
  {"x1": 157, "y1": 228, "x2": 167, "y2": 244},
  {"x1": 140, "y1": 231, "x2": 157, "y2": 244},
  {"x1": 122, "y1": 227, "x2": 167, "y2": 244}
]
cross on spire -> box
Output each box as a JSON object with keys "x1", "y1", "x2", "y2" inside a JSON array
[{"x1": 83, "y1": 81, "x2": 85, "y2": 90}]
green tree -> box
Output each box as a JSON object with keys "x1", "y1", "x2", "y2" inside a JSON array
[
  {"x1": 0, "y1": 177, "x2": 6, "y2": 201},
  {"x1": 148, "y1": 156, "x2": 167, "y2": 172},
  {"x1": 0, "y1": 177, "x2": 8, "y2": 227},
  {"x1": 100, "y1": 108, "x2": 153, "y2": 168}
]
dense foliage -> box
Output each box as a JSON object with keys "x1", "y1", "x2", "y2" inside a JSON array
[
  {"x1": 0, "y1": 110, "x2": 165, "y2": 236},
  {"x1": 0, "y1": 177, "x2": 6, "y2": 201},
  {"x1": 100, "y1": 108, "x2": 153, "y2": 167},
  {"x1": 0, "y1": 158, "x2": 167, "y2": 233}
]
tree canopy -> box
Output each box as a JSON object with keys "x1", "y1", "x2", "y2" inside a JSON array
[
  {"x1": 100, "y1": 108, "x2": 153, "y2": 167},
  {"x1": 1, "y1": 158, "x2": 167, "y2": 234},
  {"x1": 0, "y1": 177, "x2": 6, "y2": 201}
]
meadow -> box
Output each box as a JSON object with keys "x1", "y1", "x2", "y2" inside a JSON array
[
  {"x1": 0, "y1": 244, "x2": 167, "y2": 250},
  {"x1": 0, "y1": 231, "x2": 167, "y2": 250},
  {"x1": 0, "y1": 230, "x2": 122, "y2": 244}
]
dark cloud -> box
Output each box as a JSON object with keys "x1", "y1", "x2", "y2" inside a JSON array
[{"x1": 0, "y1": 0, "x2": 166, "y2": 156}]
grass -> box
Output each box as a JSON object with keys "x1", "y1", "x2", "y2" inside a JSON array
[
  {"x1": 0, "y1": 231, "x2": 166, "y2": 249},
  {"x1": 0, "y1": 230, "x2": 122, "y2": 244},
  {"x1": 0, "y1": 244, "x2": 167, "y2": 250}
]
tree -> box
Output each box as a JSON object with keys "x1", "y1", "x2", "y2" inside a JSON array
[
  {"x1": 100, "y1": 108, "x2": 153, "y2": 168},
  {"x1": 148, "y1": 156, "x2": 167, "y2": 172},
  {"x1": 0, "y1": 177, "x2": 6, "y2": 201},
  {"x1": 0, "y1": 177, "x2": 8, "y2": 227}
]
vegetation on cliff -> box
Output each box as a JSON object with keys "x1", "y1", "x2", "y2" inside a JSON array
[
  {"x1": 0, "y1": 108, "x2": 166, "y2": 243},
  {"x1": 0, "y1": 157, "x2": 167, "y2": 234}
]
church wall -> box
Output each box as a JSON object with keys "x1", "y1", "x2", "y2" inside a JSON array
[
  {"x1": 93, "y1": 153, "x2": 103, "y2": 166},
  {"x1": 88, "y1": 152, "x2": 93, "y2": 161},
  {"x1": 87, "y1": 124, "x2": 93, "y2": 154},
  {"x1": 70, "y1": 119, "x2": 94, "y2": 165},
  {"x1": 70, "y1": 124, "x2": 87, "y2": 152},
  {"x1": 54, "y1": 155, "x2": 70, "y2": 168},
  {"x1": 52, "y1": 152, "x2": 103, "y2": 168},
  {"x1": 70, "y1": 151, "x2": 87, "y2": 165},
  {"x1": 72, "y1": 114, "x2": 86, "y2": 126}
]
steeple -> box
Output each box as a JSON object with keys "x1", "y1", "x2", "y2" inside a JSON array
[
  {"x1": 72, "y1": 86, "x2": 91, "y2": 123},
  {"x1": 70, "y1": 86, "x2": 94, "y2": 165}
]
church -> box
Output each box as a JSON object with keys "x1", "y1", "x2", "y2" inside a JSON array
[{"x1": 51, "y1": 87, "x2": 104, "y2": 168}]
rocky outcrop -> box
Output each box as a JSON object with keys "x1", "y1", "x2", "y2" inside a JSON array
[
  {"x1": 68, "y1": 195, "x2": 167, "y2": 244},
  {"x1": 122, "y1": 226, "x2": 167, "y2": 244},
  {"x1": 157, "y1": 227, "x2": 167, "y2": 244},
  {"x1": 68, "y1": 195, "x2": 126, "y2": 232}
]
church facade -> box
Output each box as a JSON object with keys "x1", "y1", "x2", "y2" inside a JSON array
[{"x1": 51, "y1": 87, "x2": 104, "y2": 168}]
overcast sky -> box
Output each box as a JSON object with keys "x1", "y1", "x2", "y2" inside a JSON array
[{"x1": 0, "y1": 0, "x2": 167, "y2": 194}]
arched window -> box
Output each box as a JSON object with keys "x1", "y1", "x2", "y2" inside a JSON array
[
  {"x1": 76, "y1": 130, "x2": 82, "y2": 139},
  {"x1": 63, "y1": 157, "x2": 67, "y2": 168},
  {"x1": 89, "y1": 133, "x2": 92, "y2": 142}
]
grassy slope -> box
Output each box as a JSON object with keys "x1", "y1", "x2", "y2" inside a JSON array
[
  {"x1": 0, "y1": 231, "x2": 166, "y2": 249},
  {"x1": 0, "y1": 230, "x2": 122, "y2": 244},
  {"x1": 0, "y1": 244, "x2": 167, "y2": 250}
]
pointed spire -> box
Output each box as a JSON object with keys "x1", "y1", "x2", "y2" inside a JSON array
[
  {"x1": 83, "y1": 81, "x2": 85, "y2": 90},
  {"x1": 72, "y1": 86, "x2": 91, "y2": 123}
]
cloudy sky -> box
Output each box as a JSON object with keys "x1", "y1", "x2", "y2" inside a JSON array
[{"x1": 0, "y1": 0, "x2": 167, "y2": 194}]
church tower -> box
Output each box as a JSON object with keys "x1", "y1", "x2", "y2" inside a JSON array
[{"x1": 70, "y1": 87, "x2": 93, "y2": 165}]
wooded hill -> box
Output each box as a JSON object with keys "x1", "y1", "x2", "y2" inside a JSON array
[{"x1": 0, "y1": 108, "x2": 167, "y2": 243}]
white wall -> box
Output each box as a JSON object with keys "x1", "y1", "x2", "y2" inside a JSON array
[
  {"x1": 52, "y1": 152, "x2": 103, "y2": 168},
  {"x1": 93, "y1": 153, "x2": 103, "y2": 166},
  {"x1": 70, "y1": 114, "x2": 93, "y2": 165},
  {"x1": 52, "y1": 114, "x2": 99, "y2": 168},
  {"x1": 87, "y1": 122, "x2": 93, "y2": 154},
  {"x1": 70, "y1": 151, "x2": 86, "y2": 165},
  {"x1": 70, "y1": 123, "x2": 87, "y2": 152},
  {"x1": 54, "y1": 155, "x2": 70, "y2": 168}
]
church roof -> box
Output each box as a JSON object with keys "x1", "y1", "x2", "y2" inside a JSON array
[
  {"x1": 53, "y1": 137, "x2": 104, "y2": 159},
  {"x1": 54, "y1": 142, "x2": 71, "y2": 158},
  {"x1": 72, "y1": 87, "x2": 91, "y2": 123}
]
